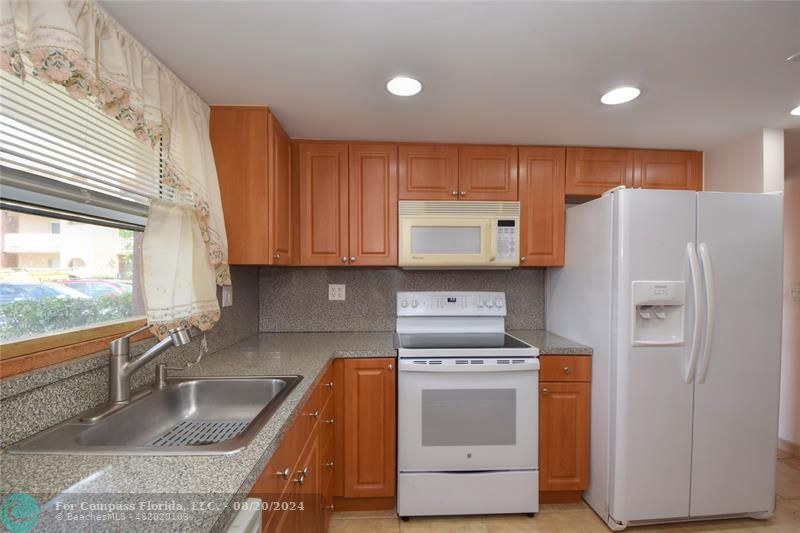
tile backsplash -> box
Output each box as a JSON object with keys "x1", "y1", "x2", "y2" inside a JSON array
[{"x1": 259, "y1": 267, "x2": 545, "y2": 332}]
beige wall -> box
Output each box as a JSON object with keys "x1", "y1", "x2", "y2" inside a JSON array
[
  {"x1": 780, "y1": 131, "x2": 800, "y2": 447},
  {"x1": 703, "y1": 128, "x2": 784, "y2": 193}
]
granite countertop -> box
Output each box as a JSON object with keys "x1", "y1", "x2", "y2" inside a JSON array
[
  {"x1": 0, "y1": 332, "x2": 396, "y2": 533},
  {"x1": 0, "y1": 328, "x2": 587, "y2": 532},
  {"x1": 509, "y1": 330, "x2": 593, "y2": 355}
]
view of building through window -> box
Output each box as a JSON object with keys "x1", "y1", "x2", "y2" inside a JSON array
[{"x1": 0, "y1": 209, "x2": 145, "y2": 343}]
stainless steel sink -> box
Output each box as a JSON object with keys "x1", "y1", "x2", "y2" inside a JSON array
[{"x1": 7, "y1": 376, "x2": 302, "y2": 455}]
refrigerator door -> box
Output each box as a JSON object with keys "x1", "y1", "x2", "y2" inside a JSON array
[
  {"x1": 690, "y1": 192, "x2": 783, "y2": 517},
  {"x1": 610, "y1": 189, "x2": 698, "y2": 523}
]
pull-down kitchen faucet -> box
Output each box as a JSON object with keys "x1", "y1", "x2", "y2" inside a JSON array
[{"x1": 108, "y1": 325, "x2": 192, "y2": 403}]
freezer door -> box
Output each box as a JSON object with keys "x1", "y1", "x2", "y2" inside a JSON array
[
  {"x1": 610, "y1": 189, "x2": 698, "y2": 523},
  {"x1": 690, "y1": 192, "x2": 783, "y2": 517}
]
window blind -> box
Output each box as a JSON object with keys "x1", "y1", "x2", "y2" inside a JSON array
[{"x1": 0, "y1": 63, "x2": 187, "y2": 225}]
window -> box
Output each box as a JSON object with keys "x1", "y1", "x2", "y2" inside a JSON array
[
  {"x1": 0, "y1": 209, "x2": 144, "y2": 344},
  {"x1": 0, "y1": 59, "x2": 154, "y2": 362}
]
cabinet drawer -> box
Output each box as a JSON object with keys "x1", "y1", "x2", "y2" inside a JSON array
[
  {"x1": 320, "y1": 394, "x2": 335, "y2": 451},
  {"x1": 317, "y1": 363, "x2": 335, "y2": 408},
  {"x1": 321, "y1": 434, "x2": 336, "y2": 496},
  {"x1": 540, "y1": 355, "x2": 591, "y2": 382}
]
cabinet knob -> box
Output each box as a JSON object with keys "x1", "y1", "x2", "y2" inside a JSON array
[
  {"x1": 542, "y1": 388, "x2": 550, "y2": 396},
  {"x1": 350, "y1": 256, "x2": 356, "y2": 262},
  {"x1": 308, "y1": 410, "x2": 320, "y2": 419},
  {"x1": 293, "y1": 467, "x2": 309, "y2": 486},
  {"x1": 325, "y1": 504, "x2": 335, "y2": 511},
  {"x1": 459, "y1": 191, "x2": 466, "y2": 196},
  {"x1": 324, "y1": 418, "x2": 335, "y2": 425},
  {"x1": 388, "y1": 363, "x2": 394, "y2": 371},
  {"x1": 324, "y1": 461, "x2": 335, "y2": 469},
  {"x1": 324, "y1": 381, "x2": 334, "y2": 389},
  {"x1": 341, "y1": 256, "x2": 347, "y2": 263},
  {"x1": 520, "y1": 256, "x2": 526, "y2": 262},
  {"x1": 276, "y1": 468, "x2": 290, "y2": 479},
  {"x1": 273, "y1": 253, "x2": 280, "y2": 261},
  {"x1": 451, "y1": 190, "x2": 458, "y2": 196},
  {"x1": 563, "y1": 366, "x2": 571, "y2": 375}
]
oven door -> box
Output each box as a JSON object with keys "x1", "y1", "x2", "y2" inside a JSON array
[{"x1": 397, "y1": 357, "x2": 539, "y2": 472}]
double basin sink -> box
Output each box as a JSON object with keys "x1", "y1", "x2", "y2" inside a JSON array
[{"x1": 8, "y1": 375, "x2": 302, "y2": 455}]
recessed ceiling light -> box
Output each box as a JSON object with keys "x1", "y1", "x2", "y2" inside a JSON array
[
  {"x1": 792, "y1": 105, "x2": 800, "y2": 116},
  {"x1": 601, "y1": 86, "x2": 641, "y2": 105},
  {"x1": 386, "y1": 76, "x2": 422, "y2": 97}
]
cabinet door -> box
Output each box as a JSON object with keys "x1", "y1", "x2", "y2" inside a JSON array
[
  {"x1": 633, "y1": 150, "x2": 702, "y2": 191},
  {"x1": 348, "y1": 144, "x2": 398, "y2": 266},
  {"x1": 566, "y1": 147, "x2": 634, "y2": 197},
  {"x1": 210, "y1": 107, "x2": 269, "y2": 264},
  {"x1": 458, "y1": 145, "x2": 518, "y2": 200},
  {"x1": 269, "y1": 114, "x2": 295, "y2": 265},
  {"x1": 343, "y1": 358, "x2": 396, "y2": 498},
  {"x1": 398, "y1": 144, "x2": 459, "y2": 200},
  {"x1": 518, "y1": 147, "x2": 565, "y2": 267},
  {"x1": 299, "y1": 143, "x2": 349, "y2": 266},
  {"x1": 539, "y1": 382, "x2": 590, "y2": 492}
]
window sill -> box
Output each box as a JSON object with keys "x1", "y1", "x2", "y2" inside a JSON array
[{"x1": 0, "y1": 319, "x2": 151, "y2": 378}]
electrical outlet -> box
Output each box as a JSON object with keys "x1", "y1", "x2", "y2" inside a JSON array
[
  {"x1": 221, "y1": 285, "x2": 233, "y2": 307},
  {"x1": 328, "y1": 284, "x2": 346, "y2": 301}
]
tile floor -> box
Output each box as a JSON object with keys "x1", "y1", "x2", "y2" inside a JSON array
[{"x1": 330, "y1": 450, "x2": 800, "y2": 532}]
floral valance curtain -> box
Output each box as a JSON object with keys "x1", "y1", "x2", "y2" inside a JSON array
[{"x1": 0, "y1": 0, "x2": 230, "y2": 337}]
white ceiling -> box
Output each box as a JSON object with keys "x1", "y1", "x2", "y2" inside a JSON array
[{"x1": 100, "y1": 1, "x2": 800, "y2": 150}]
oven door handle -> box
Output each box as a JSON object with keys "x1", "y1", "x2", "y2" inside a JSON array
[{"x1": 398, "y1": 360, "x2": 540, "y2": 372}]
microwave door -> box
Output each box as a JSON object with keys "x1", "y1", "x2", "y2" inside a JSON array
[{"x1": 400, "y1": 217, "x2": 493, "y2": 266}]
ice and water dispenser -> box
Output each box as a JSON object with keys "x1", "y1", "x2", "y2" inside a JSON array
[{"x1": 631, "y1": 281, "x2": 685, "y2": 346}]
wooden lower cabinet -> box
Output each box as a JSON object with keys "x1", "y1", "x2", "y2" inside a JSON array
[
  {"x1": 250, "y1": 358, "x2": 396, "y2": 532},
  {"x1": 538, "y1": 355, "x2": 591, "y2": 503}
]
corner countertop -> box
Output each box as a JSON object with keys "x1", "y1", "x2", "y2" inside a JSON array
[
  {"x1": 509, "y1": 330, "x2": 593, "y2": 355},
  {"x1": 0, "y1": 329, "x2": 587, "y2": 532},
  {"x1": 0, "y1": 332, "x2": 396, "y2": 533}
]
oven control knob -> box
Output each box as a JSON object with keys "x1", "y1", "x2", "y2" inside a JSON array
[
  {"x1": 411, "y1": 299, "x2": 419, "y2": 308},
  {"x1": 486, "y1": 299, "x2": 495, "y2": 308},
  {"x1": 495, "y1": 298, "x2": 504, "y2": 308},
  {"x1": 400, "y1": 299, "x2": 408, "y2": 308},
  {"x1": 476, "y1": 299, "x2": 484, "y2": 308}
]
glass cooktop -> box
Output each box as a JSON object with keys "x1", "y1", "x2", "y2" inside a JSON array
[{"x1": 396, "y1": 332, "x2": 532, "y2": 350}]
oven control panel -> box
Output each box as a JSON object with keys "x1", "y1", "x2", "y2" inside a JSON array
[{"x1": 397, "y1": 291, "x2": 506, "y2": 316}]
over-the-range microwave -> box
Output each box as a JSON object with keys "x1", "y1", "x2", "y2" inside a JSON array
[{"x1": 398, "y1": 201, "x2": 520, "y2": 269}]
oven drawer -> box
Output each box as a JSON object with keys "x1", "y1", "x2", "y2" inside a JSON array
[
  {"x1": 540, "y1": 355, "x2": 591, "y2": 382},
  {"x1": 397, "y1": 470, "x2": 538, "y2": 517}
]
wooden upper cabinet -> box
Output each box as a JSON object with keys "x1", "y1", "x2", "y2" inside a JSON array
[
  {"x1": 348, "y1": 144, "x2": 398, "y2": 266},
  {"x1": 398, "y1": 144, "x2": 459, "y2": 200},
  {"x1": 210, "y1": 107, "x2": 295, "y2": 265},
  {"x1": 458, "y1": 145, "x2": 519, "y2": 200},
  {"x1": 342, "y1": 358, "x2": 396, "y2": 499},
  {"x1": 518, "y1": 147, "x2": 566, "y2": 267},
  {"x1": 210, "y1": 106, "x2": 270, "y2": 265},
  {"x1": 299, "y1": 143, "x2": 349, "y2": 266},
  {"x1": 269, "y1": 117, "x2": 295, "y2": 265},
  {"x1": 565, "y1": 147, "x2": 634, "y2": 197},
  {"x1": 633, "y1": 150, "x2": 702, "y2": 191}
]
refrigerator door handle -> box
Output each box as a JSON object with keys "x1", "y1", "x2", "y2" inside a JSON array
[
  {"x1": 685, "y1": 242, "x2": 703, "y2": 384},
  {"x1": 697, "y1": 242, "x2": 715, "y2": 384}
]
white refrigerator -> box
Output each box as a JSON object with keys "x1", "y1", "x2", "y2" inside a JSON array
[{"x1": 546, "y1": 189, "x2": 783, "y2": 530}]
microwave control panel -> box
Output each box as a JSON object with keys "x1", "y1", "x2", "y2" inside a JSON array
[{"x1": 496, "y1": 220, "x2": 517, "y2": 261}]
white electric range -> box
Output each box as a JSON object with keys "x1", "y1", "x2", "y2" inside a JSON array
[{"x1": 395, "y1": 291, "x2": 540, "y2": 519}]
